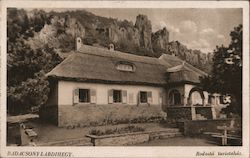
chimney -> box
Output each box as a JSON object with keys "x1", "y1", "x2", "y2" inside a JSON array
[
  {"x1": 75, "y1": 37, "x2": 82, "y2": 51},
  {"x1": 108, "y1": 43, "x2": 114, "y2": 51}
]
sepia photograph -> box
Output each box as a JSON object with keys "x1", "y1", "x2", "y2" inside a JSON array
[{"x1": 0, "y1": 0, "x2": 249, "y2": 158}]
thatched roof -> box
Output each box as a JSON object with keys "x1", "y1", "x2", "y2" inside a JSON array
[
  {"x1": 47, "y1": 45, "x2": 207, "y2": 85},
  {"x1": 47, "y1": 45, "x2": 167, "y2": 86}
]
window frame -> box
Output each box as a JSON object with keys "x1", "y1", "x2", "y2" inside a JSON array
[
  {"x1": 169, "y1": 89, "x2": 181, "y2": 106},
  {"x1": 115, "y1": 61, "x2": 136, "y2": 72},
  {"x1": 113, "y1": 89, "x2": 122, "y2": 103},
  {"x1": 78, "y1": 88, "x2": 91, "y2": 103},
  {"x1": 140, "y1": 91, "x2": 148, "y2": 103}
]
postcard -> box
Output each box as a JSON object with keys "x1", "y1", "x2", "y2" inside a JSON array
[{"x1": 0, "y1": 0, "x2": 249, "y2": 157}]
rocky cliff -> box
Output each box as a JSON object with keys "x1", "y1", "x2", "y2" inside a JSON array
[
  {"x1": 31, "y1": 9, "x2": 213, "y2": 72},
  {"x1": 152, "y1": 27, "x2": 169, "y2": 52},
  {"x1": 135, "y1": 14, "x2": 153, "y2": 51},
  {"x1": 165, "y1": 41, "x2": 213, "y2": 72}
]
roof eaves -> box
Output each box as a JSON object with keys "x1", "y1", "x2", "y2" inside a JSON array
[{"x1": 47, "y1": 75, "x2": 167, "y2": 87}]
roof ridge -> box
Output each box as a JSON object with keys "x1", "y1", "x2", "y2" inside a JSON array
[
  {"x1": 183, "y1": 62, "x2": 207, "y2": 75},
  {"x1": 167, "y1": 64, "x2": 187, "y2": 72},
  {"x1": 77, "y1": 45, "x2": 163, "y2": 66},
  {"x1": 160, "y1": 54, "x2": 207, "y2": 75},
  {"x1": 160, "y1": 54, "x2": 183, "y2": 61}
]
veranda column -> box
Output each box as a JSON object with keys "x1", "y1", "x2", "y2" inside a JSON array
[
  {"x1": 183, "y1": 96, "x2": 188, "y2": 106},
  {"x1": 183, "y1": 86, "x2": 189, "y2": 106},
  {"x1": 191, "y1": 105, "x2": 196, "y2": 120},
  {"x1": 211, "y1": 106, "x2": 217, "y2": 119}
]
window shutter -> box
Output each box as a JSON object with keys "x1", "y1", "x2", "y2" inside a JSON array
[
  {"x1": 147, "y1": 91, "x2": 153, "y2": 104},
  {"x1": 137, "y1": 92, "x2": 140, "y2": 106},
  {"x1": 122, "y1": 90, "x2": 127, "y2": 104},
  {"x1": 159, "y1": 92, "x2": 162, "y2": 105},
  {"x1": 90, "y1": 89, "x2": 97, "y2": 104},
  {"x1": 73, "y1": 88, "x2": 79, "y2": 104},
  {"x1": 108, "y1": 89, "x2": 113, "y2": 104}
]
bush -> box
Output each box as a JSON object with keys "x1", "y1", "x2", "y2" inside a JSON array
[{"x1": 89, "y1": 125, "x2": 145, "y2": 136}]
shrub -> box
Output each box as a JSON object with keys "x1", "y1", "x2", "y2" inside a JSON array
[{"x1": 89, "y1": 125, "x2": 145, "y2": 136}]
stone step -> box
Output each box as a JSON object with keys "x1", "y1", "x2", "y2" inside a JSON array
[
  {"x1": 149, "y1": 132, "x2": 182, "y2": 140},
  {"x1": 75, "y1": 142, "x2": 93, "y2": 146},
  {"x1": 148, "y1": 127, "x2": 182, "y2": 141},
  {"x1": 38, "y1": 137, "x2": 92, "y2": 146},
  {"x1": 158, "y1": 132, "x2": 182, "y2": 139},
  {"x1": 149, "y1": 128, "x2": 180, "y2": 133}
]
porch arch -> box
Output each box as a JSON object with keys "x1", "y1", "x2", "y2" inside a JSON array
[{"x1": 188, "y1": 87, "x2": 205, "y2": 106}]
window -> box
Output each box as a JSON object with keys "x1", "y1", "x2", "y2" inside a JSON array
[
  {"x1": 79, "y1": 89, "x2": 90, "y2": 103},
  {"x1": 116, "y1": 61, "x2": 135, "y2": 72},
  {"x1": 173, "y1": 93, "x2": 181, "y2": 105},
  {"x1": 138, "y1": 91, "x2": 152, "y2": 104},
  {"x1": 169, "y1": 90, "x2": 181, "y2": 105},
  {"x1": 113, "y1": 90, "x2": 122, "y2": 103},
  {"x1": 140, "y1": 91, "x2": 148, "y2": 103},
  {"x1": 117, "y1": 64, "x2": 133, "y2": 71},
  {"x1": 73, "y1": 88, "x2": 96, "y2": 104},
  {"x1": 108, "y1": 90, "x2": 127, "y2": 104}
]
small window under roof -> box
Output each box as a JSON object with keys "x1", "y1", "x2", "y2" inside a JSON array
[{"x1": 116, "y1": 61, "x2": 135, "y2": 72}]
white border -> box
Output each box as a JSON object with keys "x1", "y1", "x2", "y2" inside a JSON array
[{"x1": 1, "y1": 1, "x2": 249, "y2": 158}]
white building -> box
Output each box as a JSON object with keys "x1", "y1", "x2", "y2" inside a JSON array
[{"x1": 40, "y1": 38, "x2": 224, "y2": 127}]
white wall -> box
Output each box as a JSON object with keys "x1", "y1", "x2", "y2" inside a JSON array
[
  {"x1": 203, "y1": 91, "x2": 209, "y2": 105},
  {"x1": 58, "y1": 81, "x2": 165, "y2": 106},
  {"x1": 184, "y1": 84, "x2": 194, "y2": 101}
]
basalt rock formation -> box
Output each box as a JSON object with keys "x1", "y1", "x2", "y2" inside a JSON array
[{"x1": 28, "y1": 9, "x2": 213, "y2": 72}]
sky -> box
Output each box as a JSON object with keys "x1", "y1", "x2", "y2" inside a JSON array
[{"x1": 83, "y1": 8, "x2": 242, "y2": 54}]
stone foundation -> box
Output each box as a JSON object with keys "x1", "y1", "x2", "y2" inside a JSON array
[
  {"x1": 166, "y1": 106, "x2": 215, "y2": 120},
  {"x1": 166, "y1": 107, "x2": 192, "y2": 120},
  {"x1": 88, "y1": 133, "x2": 149, "y2": 146}
]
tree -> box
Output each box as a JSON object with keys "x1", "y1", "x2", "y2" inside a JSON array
[
  {"x1": 200, "y1": 24, "x2": 242, "y2": 116},
  {"x1": 7, "y1": 9, "x2": 62, "y2": 115}
]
